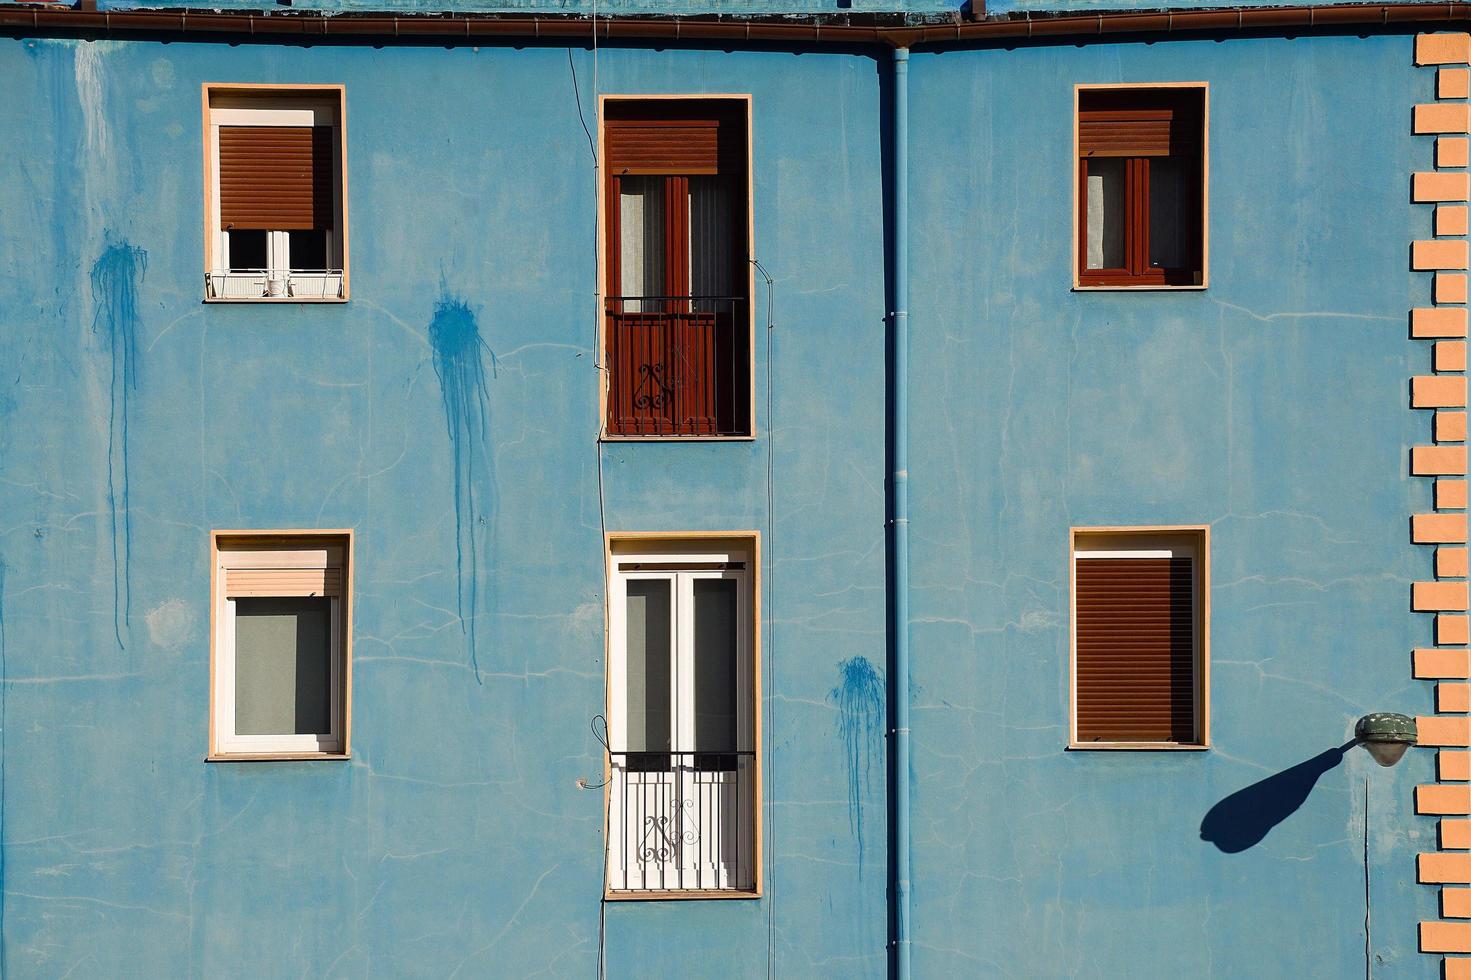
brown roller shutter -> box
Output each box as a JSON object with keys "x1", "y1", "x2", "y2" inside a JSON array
[
  {"x1": 604, "y1": 100, "x2": 744, "y2": 175},
  {"x1": 1078, "y1": 91, "x2": 1200, "y2": 158},
  {"x1": 1075, "y1": 557, "x2": 1196, "y2": 743},
  {"x1": 219, "y1": 125, "x2": 335, "y2": 231}
]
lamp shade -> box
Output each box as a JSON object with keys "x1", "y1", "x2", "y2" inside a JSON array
[{"x1": 1354, "y1": 713, "x2": 1418, "y2": 768}]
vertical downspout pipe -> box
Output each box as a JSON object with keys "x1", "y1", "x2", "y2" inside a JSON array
[{"x1": 889, "y1": 43, "x2": 912, "y2": 980}]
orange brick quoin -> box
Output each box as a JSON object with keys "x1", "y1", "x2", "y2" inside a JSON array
[
  {"x1": 1418, "y1": 34, "x2": 1471, "y2": 971},
  {"x1": 1442, "y1": 750, "x2": 1471, "y2": 779},
  {"x1": 1415, "y1": 172, "x2": 1471, "y2": 203},
  {"x1": 1445, "y1": 208, "x2": 1471, "y2": 238},
  {"x1": 1415, "y1": 307, "x2": 1471, "y2": 338}
]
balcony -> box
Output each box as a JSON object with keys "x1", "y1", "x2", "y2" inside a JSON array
[
  {"x1": 206, "y1": 269, "x2": 344, "y2": 300},
  {"x1": 606, "y1": 750, "x2": 756, "y2": 894},
  {"x1": 604, "y1": 296, "x2": 748, "y2": 437}
]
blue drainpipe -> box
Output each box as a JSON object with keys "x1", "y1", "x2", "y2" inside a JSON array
[{"x1": 889, "y1": 43, "x2": 912, "y2": 980}]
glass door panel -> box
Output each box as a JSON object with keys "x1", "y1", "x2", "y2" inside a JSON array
[
  {"x1": 688, "y1": 176, "x2": 733, "y2": 311},
  {"x1": 618, "y1": 176, "x2": 666, "y2": 312},
  {"x1": 624, "y1": 579, "x2": 672, "y2": 769}
]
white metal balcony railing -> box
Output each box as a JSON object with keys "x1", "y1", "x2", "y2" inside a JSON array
[
  {"x1": 606, "y1": 750, "x2": 756, "y2": 894},
  {"x1": 206, "y1": 269, "x2": 344, "y2": 300}
]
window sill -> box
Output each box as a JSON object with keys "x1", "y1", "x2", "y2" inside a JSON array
[
  {"x1": 603, "y1": 889, "x2": 761, "y2": 902},
  {"x1": 206, "y1": 752, "x2": 351, "y2": 762},
  {"x1": 203, "y1": 297, "x2": 349, "y2": 304},
  {"x1": 1067, "y1": 742, "x2": 1209, "y2": 751},
  {"x1": 600, "y1": 434, "x2": 756, "y2": 443},
  {"x1": 1072, "y1": 283, "x2": 1208, "y2": 292}
]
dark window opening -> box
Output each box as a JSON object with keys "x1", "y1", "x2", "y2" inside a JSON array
[
  {"x1": 604, "y1": 100, "x2": 750, "y2": 437},
  {"x1": 1078, "y1": 88, "x2": 1205, "y2": 287},
  {"x1": 289, "y1": 229, "x2": 329, "y2": 271},
  {"x1": 227, "y1": 229, "x2": 268, "y2": 271}
]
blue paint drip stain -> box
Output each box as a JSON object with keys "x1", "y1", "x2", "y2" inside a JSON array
[
  {"x1": 428, "y1": 291, "x2": 497, "y2": 682},
  {"x1": 90, "y1": 237, "x2": 145, "y2": 650},
  {"x1": 830, "y1": 656, "x2": 884, "y2": 874}
]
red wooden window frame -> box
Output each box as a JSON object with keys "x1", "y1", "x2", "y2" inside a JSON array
[
  {"x1": 1076, "y1": 89, "x2": 1204, "y2": 288},
  {"x1": 603, "y1": 101, "x2": 750, "y2": 438}
]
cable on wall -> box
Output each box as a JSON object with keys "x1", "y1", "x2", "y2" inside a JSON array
[
  {"x1": 751, "y1": 256, "x2": 777, "y2": 979},
  {"x1": 564, "y1": 4, "x2": 611, "y2": 974},
  {"x1": 1363, "y1": 775, "x2": 1371, "y2": 980}
]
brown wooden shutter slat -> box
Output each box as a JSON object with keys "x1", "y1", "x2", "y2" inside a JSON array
[
  {"x1": 1078, "y1": 105, "x2": 1199, "y2": 157},
  {"x1": 1075, "y1": 557, "x2": 1195, "y2": 743},
  {"x1": 219, "y1": 126, "x2": 334, "y2": 231},
  {"x1": 607, "y1": 124, "x2": 721, "y2": 174},
  {"x1": 604, "y1": 104, "x2": 745, "y2": 175}
]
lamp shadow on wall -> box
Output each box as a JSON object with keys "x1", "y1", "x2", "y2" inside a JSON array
[{"x1": 1199, "y1": 741, "x2": 1357, "y2": 853}]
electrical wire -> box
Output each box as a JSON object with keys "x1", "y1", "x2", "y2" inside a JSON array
[
  {"x1": 592, "y1": 713, "x2": 611, "y2": 980},
  {"x1": 1363, "y1": 775, "x2": 1371, "y2": 980},
  {"x1": 750, "y1": 257, "x2": 777, "y2": 980},
  {"x1": 567, "y1": 49, "x2": 597, "y2": 165},
  {"x1": 568, "y1": 4, "x2": 610, "y2": 974}
]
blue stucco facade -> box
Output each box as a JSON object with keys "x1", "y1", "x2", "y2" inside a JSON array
[{"x1": 0, "y1": 16, "x2": 1440, "y2": 980}]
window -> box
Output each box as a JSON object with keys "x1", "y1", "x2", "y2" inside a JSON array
[
  {"x1": 204, "y1": 86, "x2": 347, "y2": 300},
  {"x1": 605, "y1": 536, "x2": 759, "y2": 895},
  {"x1": 211, "y1": 533, "x2": 351, "y2": 758},
  {"x1": 1076, "y1": 86, "x2": 1206, "y2": 288},
  {"x1": 602, "y1": 99, "x2": 752, "y2": 437},
  {"x1": 1071, "y1": 527, "x2": 1209, "y2": 748}
]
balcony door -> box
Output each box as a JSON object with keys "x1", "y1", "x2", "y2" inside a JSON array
[
  {"x1": 607, "y1": 548, "x2": 755, "y2": 893},
  {"x1": 604, "y1": 101, "x2": 749, "y2": 437}
]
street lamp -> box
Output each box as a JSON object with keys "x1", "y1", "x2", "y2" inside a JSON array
[{"x1": 1354, "y1": 713, "x2": 1418, "y2": 767}]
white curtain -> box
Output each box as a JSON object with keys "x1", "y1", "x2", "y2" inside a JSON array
[
  {"x1": 1086, "y1": 159, "x2": 1125, "y2": 270},
  {"x1": 619, "y1": 177, "x2": 665, "y2": 312}
]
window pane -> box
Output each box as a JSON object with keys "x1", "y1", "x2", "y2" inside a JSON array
[
  {"x1": 1085, "y1": 158, "x2": 1126, "y2": 270},
  {"x1": 234, "y1": 597, "x2": 331, "y2": 736},
  {"x1": 692, "y1": 579, "x2": 738, "y2": 753},
  {"x1": 289, "y1": 229, "x2": 329, "y2": 271},
  {"x1": 689, "y1": 176, "x2": 733, "y2": 310},
  {"x1": 227, "y1": 229, "x2": 267, "y2": 271},
  {"x1": 625, "y1": 580, "x2": 672, "y2": 754},
  {"x1": 619, "y1": 176, "x2": 666, "y2": 311},
  {"x1": 1149, "y1": 157, "x2": 1189, "y2": 270}
]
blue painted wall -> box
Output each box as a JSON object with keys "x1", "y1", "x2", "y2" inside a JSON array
[
  {"x1": 0, "y1": 25, "x2": 1435, "y2": 979},
  {"x1": 907, "y1": 34, "x2": 1434, "y2": 977}
]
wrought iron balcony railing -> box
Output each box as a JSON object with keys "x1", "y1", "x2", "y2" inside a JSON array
[
  {"x1": 206, "y1": 269, "x2": 344, "y2": 300},
  {"x1": 604, "y1": 295, "x2": 748, "y2": 437},
  {"x1": 606, "y1": 749, "x2": 756, "y2": 893}
]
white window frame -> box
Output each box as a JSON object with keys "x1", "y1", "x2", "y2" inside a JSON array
[
  {"x1": 211, "y1": 536, "x2": 349, "y2": 758},
  {"x1": 1069, "y1": 527, "x2": 1210, "y2": 750},
  {"x1": 204, "y1": 89, "x2": 346, "y2": 301},
  {"x1": 219, "y1": 229, "x2": 333, "y2": 281},
  {"x1": 606, "y1": 541, "x2": 758, "y2": 895}
]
